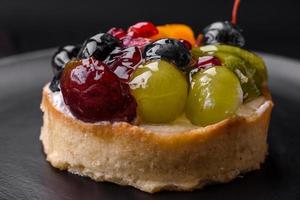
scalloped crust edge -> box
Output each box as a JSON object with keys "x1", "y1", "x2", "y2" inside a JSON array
[{"x1": 40, "y1": 86, "x2": 273, "y2": 193}]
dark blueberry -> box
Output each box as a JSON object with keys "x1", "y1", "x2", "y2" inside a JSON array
[
  {"x1": 143, "y1": 39, "x2": 191, "y2": 71},
  {"x1": 49, "y1": 70, "x2": 63, "y2": 92},
  {"x1": 51, "y1": 45, "x2": 81, "y2": 75},
  {"x1": 179, "y1": 39, "x2": 192, "y2": 50},
  {"x1": 202, "y1": 21, "x2": 245, "y2": 47},
  {"x1": 78, "y1": 33, "x2": 121, "y2": 61}
]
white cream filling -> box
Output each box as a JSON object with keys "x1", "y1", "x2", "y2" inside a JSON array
[{"x1": 47, "y1": 86, "x2": 270, "y2": 133}]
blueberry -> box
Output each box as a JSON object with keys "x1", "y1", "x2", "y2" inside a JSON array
[
  {"x1": 49, "y1": 70, "x2": 62, "y2": 92},
  {"x1": 143, "y1": 39, "x2": 191, "y2": 71},
  {"x1": 51, "y1": 45, "x2": 81, "y2": 75},
  {"x1": 202, "y1": 21, "x2": 245, "y2": 47},
  {"x1": 78, "y1": 33, "x2": 121, "y2": 61}
]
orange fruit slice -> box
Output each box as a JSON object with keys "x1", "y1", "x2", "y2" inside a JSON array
[{"x1": 151, "y1": 24, "x2": 196, "y2": 46}]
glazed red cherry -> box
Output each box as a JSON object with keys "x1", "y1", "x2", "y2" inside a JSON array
[
  {"x1": 104, "y1": 46, "x2": 142, "y2": 81},
  {"x1": 60, "y1": 58, "x2": 137, "y2": 123},
  {"x1": 196, "y1": 56, "x2": 221, "y2": 69},
  {"x1": 127, "y1": 22, "x2": 158, "y2": 38},
  {"x1": 122, "y1": 37, "x2": 151, "y2": 49},
  {"x1": 50, "y1": 45, "x2": 81, "y2": 92},
  {"x1": 107, "y1": 27, "x2": 126, "y2": 40}
]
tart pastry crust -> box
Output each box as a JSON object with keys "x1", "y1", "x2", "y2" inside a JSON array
[{"x1": 40, "y1": 86, "x2": 273, "y2": 193}]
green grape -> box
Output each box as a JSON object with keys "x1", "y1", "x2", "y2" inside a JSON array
[
  {"x1": 213, "y1": 51, "x2": 261, "y2": 101},
  {"x1": 186, "y1": 66, "x2": 243, "y2": 126},
  {"x1": 191, "y1": 44, "x2": 268, "y2": 90},
  {"x1": 216, "y1": 45, "x2": 267, "y2": 82},
  {"x1": 191, "y1": 47, "x2": 206, "y2": 58},
  {"x1": 129, "y1": 60, "x2": 188, "y2": 123}
]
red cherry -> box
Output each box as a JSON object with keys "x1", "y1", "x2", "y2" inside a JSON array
[
  {"x1": 196, "y1": 56, "x2": 221, "y2": 69},
  {"x1": 107, "y1": 27, "x2": 126, "y2": 40},
  {"x1": 104, "y1": 46, "x2": 142, "y2": 82},
  {"x1": 60, "y1": 58, "x2": 137, "y2": 123},
  {"x1": 127, "y1": 22, "x2": 158, "y2": 38},
  {"x1": 122, "y1": 36, "x2": 151, "y2": 48}
]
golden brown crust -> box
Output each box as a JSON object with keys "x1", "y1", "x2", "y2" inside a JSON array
[{"x1": 40, "y1": 86, "x2": 273, "y2": 193}]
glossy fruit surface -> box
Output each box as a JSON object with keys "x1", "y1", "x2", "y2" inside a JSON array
[
  {"x1": 51, "y1": 45, "x2": 81, "y2": 75},
  {"x1": 107, "y1": 27, "x2": 126, "y2": 40},
  {"x1": 196, "y1": 56, "x2": 221, "y2": 70},
  {"x1": 202, "y1": 21, "x2": 245, "y2": 47},
  {"x1": 179, "y1": 39, "x2": 192, "y2": 50},
  {"x1": 186, "y1": 67, "x2": 243, "y2": 126},
  {"x1": 127, "y1": 22, "x2": 158, "y2": 38},
  {"x1": 50, "y1": 45, "x2": 80, "y2": 92},
  {"x1": 152, "y1": 24, "x2": 196, "y2": 46},
  {"x1": 49, "y1": 71, "x2": 62, "y2": 92},
  {"x1": 143, "y1": 39, "x2": 191, "y2": 71},
  {"x1": 191, "y1": 45, "x2": 267, "y2": 89},
  {"x1": 60, "y1": 58, "x2": 137, "y2": 123},
  {"x1": 129, "y1": 60, "x2": 188, "y2": 123},
  {"x1": 122, "y1": 36, "x2": 151, "y2": 48},
  {"x1": 78, "y1": 33, "x2": 121, "y2": 61},
  {"x1": 213, "y1": 45, "x2": 267, "y2": 85},
  {"x1": 104, "y1": 46, "x2": 142, "y2": 81},
  {"x1": 213, "y1": 51, "x2": 261, "y2": 101},
  {"x1": 188, "y1": 56, "x2": 221, "y2": 83}
]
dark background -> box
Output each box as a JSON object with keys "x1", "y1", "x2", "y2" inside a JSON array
[
  {"x1": 0, "y1": 0, "x2": 299, "y2": 59},
  {"x1": 1, "y1": 1, "x2": 300, "y2": 199}
]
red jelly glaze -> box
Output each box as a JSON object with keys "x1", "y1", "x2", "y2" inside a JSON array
[
  {"x1": 196, "y1": 56, "x2": 221, "y2": 69},
  {"x1": 104, "y1": 46, "x2": 142, "y2": 82},
  {"x1": 122, "y1": 36, "x2": 151, "y2": 49},
  {"x1": 127, "y1": 22, "x2": 158, "y2": 38},
  {"x1": 60, "y1": 58, "x2": 137, "y2": 123},
  {"x1": 107, "y1": 27, "x2": 126, "y2": 40}
]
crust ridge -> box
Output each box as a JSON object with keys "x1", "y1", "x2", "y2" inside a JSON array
[{"x1": 40, "y1": 86, "x2": 273, "y2": 193}]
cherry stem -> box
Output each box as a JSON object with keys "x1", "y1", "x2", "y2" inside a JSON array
[{"x1": 231, "y1": 0, "x2": 241, "y2": 25}]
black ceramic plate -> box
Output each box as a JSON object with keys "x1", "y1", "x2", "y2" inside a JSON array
[{"x1": 0, "y1": 50, "x2": 300, "y2": 200}]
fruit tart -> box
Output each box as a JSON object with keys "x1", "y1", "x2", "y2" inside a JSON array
[{"x1": 40, "y1": 0, "x2": 273, "y2": 193}]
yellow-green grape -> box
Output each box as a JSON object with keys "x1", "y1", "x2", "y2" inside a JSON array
[
  {"x1": 213, "y1": 51, "x2": 261, "y2": 101},
  {"x1": 129, "y1": 60, "x2": 188, "y2": 123},
  {"x1": 186, "y1": 66, "x2": 243, "y2": 126},
  {"x1": 191, "y1": 44, "x2": 268, "y2": 89},
  {"x1": 216, "y1": 45, "x2": 267, "y2": 82}
]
